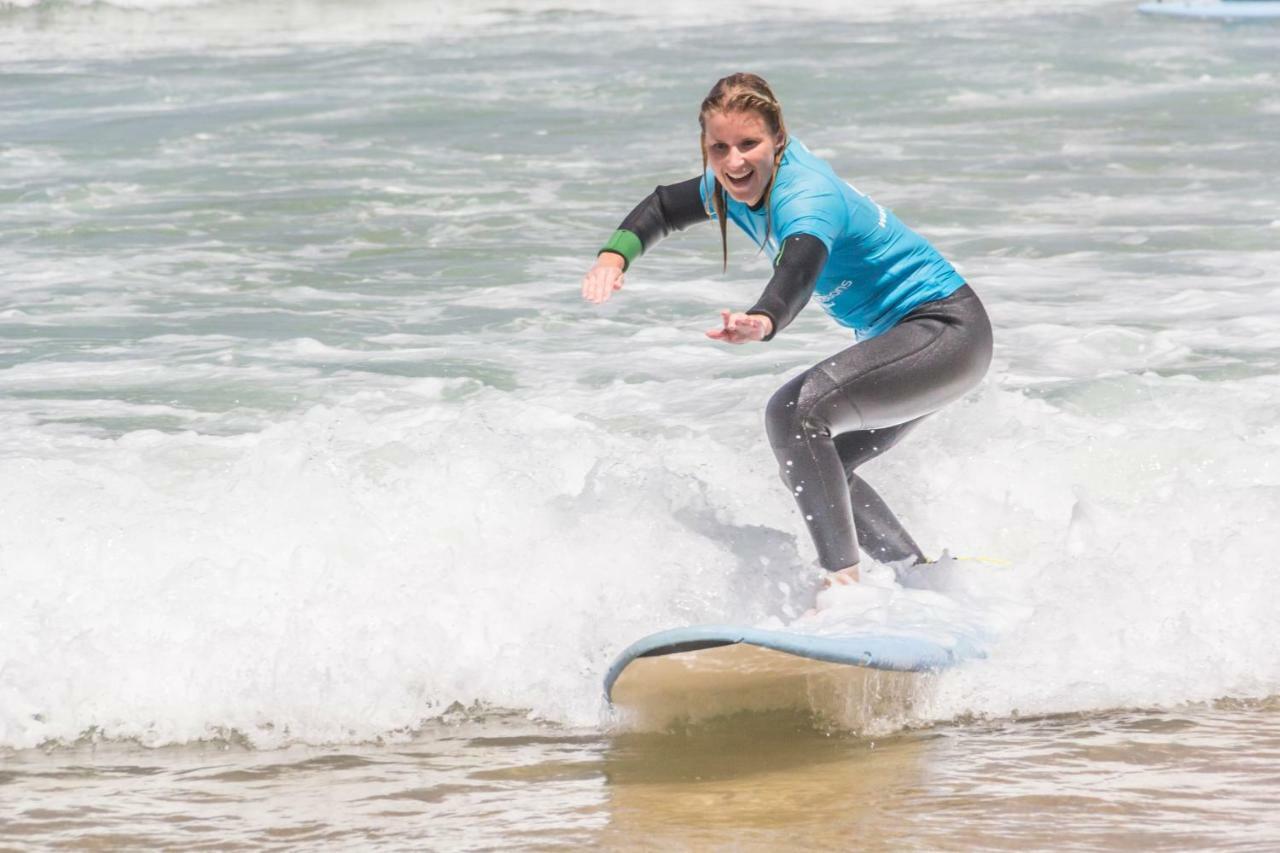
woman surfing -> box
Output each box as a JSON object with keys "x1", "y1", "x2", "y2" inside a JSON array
[{"x1": 581, "y1": 73, "x2": 992, "y2": 589}]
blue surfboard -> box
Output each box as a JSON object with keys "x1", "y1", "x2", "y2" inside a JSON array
[
  {"x1": 1138, "y1": 1, "x2": 1280, "y2": 19},
  {"x1": 604, "y1": 623, "x2": 984, "y2": 725}
]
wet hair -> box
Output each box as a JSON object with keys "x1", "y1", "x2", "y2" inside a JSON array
[{"x1": 698, "y1": 72, "x2": 789, "y2": 270}]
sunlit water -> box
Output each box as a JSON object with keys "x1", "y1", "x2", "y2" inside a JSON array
[
  {"x1": 5, "y1": 702, "x2": 1280, "y2": 850},
  {"x1": 2, "y1": 0, "x2": 1279, "y2": 846}
]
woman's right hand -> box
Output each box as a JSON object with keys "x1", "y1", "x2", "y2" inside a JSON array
[{"x1": 581, "y1": 252, "x2": 626, "y2": 304}]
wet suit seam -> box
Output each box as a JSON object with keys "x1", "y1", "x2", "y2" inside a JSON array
[
  {"x1": 812, "y1": 373, "x2": 865, "y2": 432},
  {"x1": 829, "y1": 318, "x2": 952, "y2": 418},
  {"x1": 792, "y1": 421, "x2": 859, "y2": 568}
]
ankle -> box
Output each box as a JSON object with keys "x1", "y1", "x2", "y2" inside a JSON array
[{"x1": 823, "y1": 564, "x2": 860, "y2": 586}]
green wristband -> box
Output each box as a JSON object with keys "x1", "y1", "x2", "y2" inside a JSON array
[{"x1": 598, "y1": 229, "x2": 643, "y2": 272}]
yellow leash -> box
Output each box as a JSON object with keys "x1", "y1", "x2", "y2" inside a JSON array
[{"x1": 924, "y1": 553, "x2": 1013, "y2": 568}]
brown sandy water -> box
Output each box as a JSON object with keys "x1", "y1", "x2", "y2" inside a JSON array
[{"x1": 4, "y1": 698, "x2": 1279, "y2": 851}]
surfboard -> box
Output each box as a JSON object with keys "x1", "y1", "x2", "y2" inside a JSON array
[
  {"x1": 604, "y1": 623, "x2": 983, "y2": 727},
  {"x1": 1138, "y1": 1, "x2": 1280, "y2": 19}
]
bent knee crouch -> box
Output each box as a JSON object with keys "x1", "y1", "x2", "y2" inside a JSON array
[
  {"x1": 764, "y1": 378, "x2": 802, "y2": 447},
  {"x1": 765, "y1": 369, "x2": 846, "y2": 447}
]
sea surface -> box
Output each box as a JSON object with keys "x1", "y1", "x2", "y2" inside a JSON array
[{"x1": 2, "y1": 0, "x2": 1279, "y2": 848}]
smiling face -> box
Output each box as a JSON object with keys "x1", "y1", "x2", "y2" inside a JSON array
[{"x1": 702, "y1": 109, "x2": 782, "y2": 206}]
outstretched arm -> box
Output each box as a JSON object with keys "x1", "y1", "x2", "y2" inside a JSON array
[
  {"x1": 582, "y1": 177, "x2": 707, "y2": 304},
  {"x1": 706, "y1": 233, "x2": 828, "y2": 344}
]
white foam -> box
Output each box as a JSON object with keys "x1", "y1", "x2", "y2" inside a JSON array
[
  {"x1": 4, "y1": 361, "x2": 1280, "y2": 748},
  {"x1": 0, "y1": 382, "x2": 776, "y2": 748}
]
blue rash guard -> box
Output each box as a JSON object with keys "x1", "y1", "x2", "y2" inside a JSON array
[
  {"x1": 595, "y1": 142, "x2": 993, "y2": 571},
  {"x1": 698, "y1": 138, "x2": 966, "y2": 341}
]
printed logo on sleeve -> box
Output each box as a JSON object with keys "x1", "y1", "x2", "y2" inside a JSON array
[{"x1": 816, "y1": 279, "x2": 855, "y2": 305}]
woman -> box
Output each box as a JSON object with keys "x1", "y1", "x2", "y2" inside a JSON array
[{"x1": 581, "y1": 73, "x2": 992, "y2": 587}]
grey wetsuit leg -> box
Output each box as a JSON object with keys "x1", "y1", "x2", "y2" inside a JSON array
[
  {"x1": 835, "y1": 419, "x2": 929, "y2": 564},
  {"x1": 764, "y1": 285, "x2": 993, "y2": 571}
]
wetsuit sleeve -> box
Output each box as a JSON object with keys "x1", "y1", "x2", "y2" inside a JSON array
[
  {"x1": 598, "y1": 177, "x2": 708, "y2": 271},
  {"x1": 747, "y1": 233, "x2": 828, "y2": 341}
]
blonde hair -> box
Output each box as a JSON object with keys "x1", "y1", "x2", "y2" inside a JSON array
[{"x1": 698, "y1": 73, "x2": 789, "y2": 270}]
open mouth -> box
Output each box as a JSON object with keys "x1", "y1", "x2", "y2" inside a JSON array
[{"x1": 724, "y1": 168, "x2": 754, "y2": 192}]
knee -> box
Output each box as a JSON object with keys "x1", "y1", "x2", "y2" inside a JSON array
[
  {"x1": 765, "y1": 372, "x2": 830, "y2": 447},
  {"x1": 765, "y1": 384, "x2": 799, "y2": 447}
]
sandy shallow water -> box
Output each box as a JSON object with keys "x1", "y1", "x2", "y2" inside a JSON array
[{"x1": 5, "y1": 699, "x2": 1280, "y2": 850}]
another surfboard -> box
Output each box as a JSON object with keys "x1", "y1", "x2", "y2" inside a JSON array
[
  {"x1": 604, "y1": 623, "x2": 982, "y2": 727},
  {"x1": 1138, "y1": 1, "x2": 1280, "y2": 19}
]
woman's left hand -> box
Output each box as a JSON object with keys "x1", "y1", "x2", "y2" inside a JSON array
[{"x1": 705, "y1": 309, "x2": 772, "y2": 344}]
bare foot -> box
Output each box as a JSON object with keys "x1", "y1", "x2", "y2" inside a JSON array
[
  {"x1": 801, "y1": 565, "x2": 861, "y2": 618},
  {"x1": 822, "y1": 565, "x2": 860, "y2": 587}
]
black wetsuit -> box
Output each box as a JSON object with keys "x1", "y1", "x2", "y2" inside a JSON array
[{"x1": 601, "y1": 177, "x2": 992, "y2": 570}]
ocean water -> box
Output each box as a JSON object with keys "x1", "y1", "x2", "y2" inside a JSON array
[{"x1": 2, "y1": 0, "x2": 1279, "y2": 847}]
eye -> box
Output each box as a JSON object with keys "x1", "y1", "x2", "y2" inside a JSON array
[
  {"x1": 740, "y1": 139, "x2": 760, "y2": 151},
  {"x1": 710, "y1": 142, "x2": 728, "y2": 154}
]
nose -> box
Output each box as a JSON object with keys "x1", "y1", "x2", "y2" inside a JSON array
[{"x1": 726, "y1": 148, "x2": 747, "y2": 170}]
